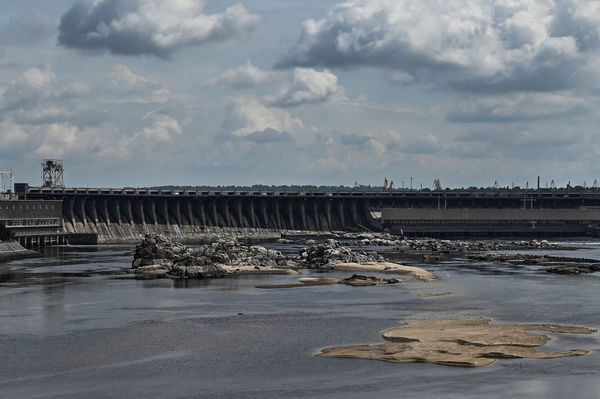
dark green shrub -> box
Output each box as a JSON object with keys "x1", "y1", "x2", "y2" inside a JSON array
[{"x1": 0, "y1": 222, "x2": 15, "y2": 242}]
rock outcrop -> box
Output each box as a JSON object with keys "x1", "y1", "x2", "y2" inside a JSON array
[
  {"x1": 297, "y1": 239, "x2": 384, "y2": 269},
  {"x1": 132, "y1": 234, "x2": 293, "y2": 279},
  {"x1": 340, "y1": 233, "x2": 568, "y2": 252}
]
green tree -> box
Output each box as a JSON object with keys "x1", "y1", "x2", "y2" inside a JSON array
[{"x1": 0, "y1": 222, "x2": 15, "y2": 242}]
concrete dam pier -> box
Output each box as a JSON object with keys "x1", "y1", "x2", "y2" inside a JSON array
[{"x1": 22, "y1": 187, "x2": 600, "y2": 241}]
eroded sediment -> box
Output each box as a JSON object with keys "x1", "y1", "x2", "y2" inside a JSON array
[{"x1": 317, "y1": 318, "x2": 596, "y2": 367}]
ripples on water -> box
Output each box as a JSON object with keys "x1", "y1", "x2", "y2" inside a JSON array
[{"x1": 0, "y1": 240, "x2": 599, "y2": 398}]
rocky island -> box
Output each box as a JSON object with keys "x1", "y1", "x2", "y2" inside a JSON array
[{"x1": 131, "y1": 234, "x2": 436, "y2": 281}]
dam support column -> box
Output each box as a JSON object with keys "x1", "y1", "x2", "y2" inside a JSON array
[
  {"x1": 68, "y1": 197, "x2": 76, "y2": 227},
  {"x1": 79, "y1": 197, "x2": 87, "y2": 227},
  {"x1": 174, "y1": 200, "x2": 182, "y2": 225},
  {"x1": 138, "y1": 200, "x2": 146, "y2": 226},
  {"x1": 162, "y1": 199, "x2": 169, "y2": 225},
  {"x1": 126, "y1": 199, "x2": 134, "y2": 226},
  {"x1": 313, "y1": 200, "x2": 320, "y2": 231},
  {"x1": 150, "y1": 199, "x2": 157, "y2": 225},
  {"x1": 213, "y1": 200, "x2": 220, "y2": 227},
  {"x1": 90, "y1": 198, "x2": 98, "y2": 226},
  {"x1": 275, "y1": 201, "x2": 282, "y2": 230},
  {"x1": 199, "y1": 200, "x2": 207, "y2": 226},
  {"x1": 326, "y1": 200, "x2": 332, "y2": 231},
  {"x1": 224, "y1": 200, "x2": 234, "y2": 227},
  {"x1": 114, "y1": 200, "x2": 122, "y2": 225},
  {"x1": 301, "y1": 200, "x2": 307, "y2": 230},
  {"x1": 288, "y1": 201, "x2": 294, "y2": 230},
  {"x1": 261, "y1": 200, "x2": 269, "y2": 229},
  {"x1": 250, "y1": 200, "x2": 258, "y2": 228},
  {"x1": 237, "y1": 200, "x2": 245, "y2": 228},
  {"x1": 351, "y1": 200, "x2": 358, "y2": 226},
  {"x1": 103, "y1": 198, "x2": 111, "y2": 226},
  {"x1": 186, "y1": 200, "x2": 194, "y2": 225},
  {"x1": 338, "y1": 200, "x2": 345, "y2": 229}
]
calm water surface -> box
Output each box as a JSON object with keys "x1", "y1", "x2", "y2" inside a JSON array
[{"x1": 0, "y1": 241, "x2": 599, "y2": 398}]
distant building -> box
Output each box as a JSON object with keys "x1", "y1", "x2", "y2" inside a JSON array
[{"x1": 0, "y1": 200, "x2": 63, "y2": 245}]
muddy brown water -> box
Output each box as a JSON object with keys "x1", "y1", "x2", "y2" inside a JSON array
[{"x1": 0, "y1": 240, "x2": 599, "y2": 398}]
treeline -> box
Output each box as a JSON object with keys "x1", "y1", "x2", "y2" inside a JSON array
[
  {"x1": 142, "y1": 184, "x2": 600, "y2": 192},
  {"x1": 144, "y1": 184, "x2": 365, "y2": 191}
]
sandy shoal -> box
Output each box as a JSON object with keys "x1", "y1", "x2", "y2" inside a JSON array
[
  {"x1": 317, "y1": 318, "x2": 596, "y2": 367},
  {"x1": 333, "y1": 261, "x2": 436, "y2": 281}
]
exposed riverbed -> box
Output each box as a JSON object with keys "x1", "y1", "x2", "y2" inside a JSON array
[{"x1": 1, "y1": 240, "x2": 599, "y2": 398}]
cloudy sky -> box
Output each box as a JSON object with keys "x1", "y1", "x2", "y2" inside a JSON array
[{"x1": 1, "y1": 0, "x2": 600, "y2": 188}]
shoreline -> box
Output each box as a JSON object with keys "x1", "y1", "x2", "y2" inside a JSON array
[{"x1": 0, "y1": 241, "x2": 40, "y2": 261}]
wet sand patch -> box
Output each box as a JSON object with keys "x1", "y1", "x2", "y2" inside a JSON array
[{"x1": 317, "y1": 318, "x2": 596, "y2": 367}]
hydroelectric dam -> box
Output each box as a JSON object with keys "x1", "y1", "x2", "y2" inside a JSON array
[{"x1": 16, "y1": 186, "x2": 600, "y2": 242}]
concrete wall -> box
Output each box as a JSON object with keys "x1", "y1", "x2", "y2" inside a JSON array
[
  {"x1": 382, "y1": 208, "x2": 600, "y2": 222},
  {"x1": 47, "y1": 195, "x2": 378, "y2": 242},
  {"x1": 25, "y1": 188, "x2": 600, "y2": 241},
  {"x1": 381, "y1": 207, "x2": 600, "y2": 237}
]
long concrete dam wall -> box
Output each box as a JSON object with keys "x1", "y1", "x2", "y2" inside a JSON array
[
  {"x1": 25, "y1": 189, "x2": 385, "y2": 241},
  {"x1": 24, "y1": 188, "x2": 600, "y2": 242}
]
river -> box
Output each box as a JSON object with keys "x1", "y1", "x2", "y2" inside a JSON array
[{"x1": 0, "y1": 241, "x2": 599, "y2": 398}]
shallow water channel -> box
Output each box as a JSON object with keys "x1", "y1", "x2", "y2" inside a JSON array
[{"x1": 0, "y1": 240, "x2": 599, "y2": 398}]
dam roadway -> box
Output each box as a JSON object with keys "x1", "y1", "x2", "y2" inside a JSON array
[{"x1": 22, "y1": 187, "x2": 600, "y2": 241}]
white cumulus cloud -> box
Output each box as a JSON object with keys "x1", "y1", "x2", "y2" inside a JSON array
[
  {"x1": 266, "y1": 68, "x2": 340, "y2": 107},
  {"x1": 278, "y1": 0, "x2": 599, "y2": 92},
  {"x1": 104, "y1": 64, "x2": 170, "y2": 104},
  {"x1": 58, "y1": 0, "x2": 261, "y2": 57},
  {"x1": 222, "y1": 96, "x2": 304, "y2": 138},
  {"x1": 203, "y1": 61, "x2": 281, "y2": 89}
]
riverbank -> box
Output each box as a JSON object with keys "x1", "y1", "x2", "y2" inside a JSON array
[{"x1": 0, "y1": 241, "x2": 39, "y2": 261}]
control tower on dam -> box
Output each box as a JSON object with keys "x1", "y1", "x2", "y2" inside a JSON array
[{"x1": 23, "y1": 187, "x2": 600, "y2": 241}]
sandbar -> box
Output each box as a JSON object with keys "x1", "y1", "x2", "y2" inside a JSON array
[
  {"x1": 334, "y1": 262, "x2": 437, "y2": 282},
  {"x1": 317, "y1": 318, "x2": 596, "y2": 367}
]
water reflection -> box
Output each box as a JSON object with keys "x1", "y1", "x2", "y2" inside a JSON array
[{"x1": 42, "y1": 283, "x2": 65, "y2": 332}]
